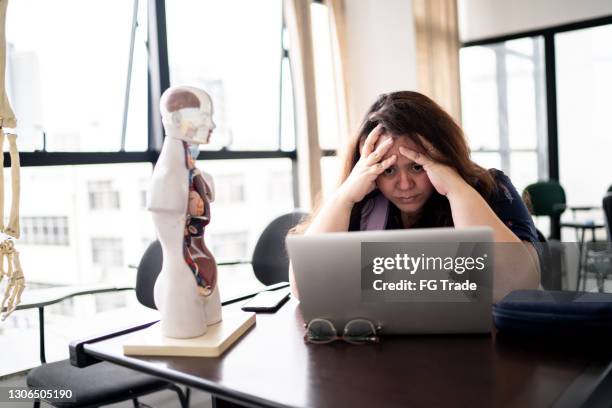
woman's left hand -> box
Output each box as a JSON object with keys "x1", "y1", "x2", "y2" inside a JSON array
[{"x1": 398, "y1": 136, "x2": 469, "y2": 197}]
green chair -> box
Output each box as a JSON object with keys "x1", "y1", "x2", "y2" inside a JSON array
[{"x1": 523, "y1": 181, "x2": 567, "y2": 240}]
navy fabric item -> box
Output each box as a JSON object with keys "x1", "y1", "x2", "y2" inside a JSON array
[
  {"x1": 493, "y1": 290, "x2": 612, "y2": 336},
  {"x1": 488, "y1": 169, "x2": 539, "y2": 246}
]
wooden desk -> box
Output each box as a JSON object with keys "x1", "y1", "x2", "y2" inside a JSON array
[{"x1": 79, "y1": 299, "x2": 612, "y2": 408}]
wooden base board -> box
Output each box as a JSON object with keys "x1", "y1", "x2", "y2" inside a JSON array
[{"x1": 123, "y1": 311, "x2": 256, "y2": 357}]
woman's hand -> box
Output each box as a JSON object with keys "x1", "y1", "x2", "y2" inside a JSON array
[
  {"x1": 338, "y1": 124, "x2": 397, "y2": 204},
  {"x1": 398, "y1": 136, "x2": 468, "y2": 198}
]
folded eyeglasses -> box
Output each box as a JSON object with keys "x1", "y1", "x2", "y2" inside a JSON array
[{"x1": 304, "y1": 318, "x2": 381, "y2": 345}]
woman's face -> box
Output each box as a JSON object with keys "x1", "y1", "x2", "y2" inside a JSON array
[{"x1": 374, "y1": 135, "x2": 435, "y2": 216}]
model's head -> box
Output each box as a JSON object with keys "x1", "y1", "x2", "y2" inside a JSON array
[{"x1": 160, "y1": 86, "x2": 216, "y2": 144}]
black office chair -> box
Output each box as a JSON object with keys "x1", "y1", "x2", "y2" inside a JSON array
[
  {"x1": 604, "y1": 193, "x2": 612, "y2": 241},
  {"x1": 251, "y1": 210, "x2": 308, "y2": 285},
  {"x1": 26, "y1": 244, "x2": 189, "y2": 408},
  {"x1": 135, "y1": 239, "x2": 163, "y2": 310}
]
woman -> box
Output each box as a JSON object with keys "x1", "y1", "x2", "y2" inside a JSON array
[{"x1": 292, "y1": 91, "x2": 540, "y2": 301}]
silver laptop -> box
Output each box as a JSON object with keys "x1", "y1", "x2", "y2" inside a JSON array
[{"x1": 286, "y1": 227, "x2": 494, "y2": 335}]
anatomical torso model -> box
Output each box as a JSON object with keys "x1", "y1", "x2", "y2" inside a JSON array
[{"x1": 147, "y1": 86, "x2": 221, "y2": 338}]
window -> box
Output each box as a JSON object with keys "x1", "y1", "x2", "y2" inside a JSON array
[
  {"x1": 139, "y1": 179, "x2": 148, "y2": 208},
  {"x1": 460, "y1": 36, "x2": 547, "y2": 194},
  {"x1": 5, "y1": 0, "x2": 148, "y2": 152},
  {"x1": 21, "y1": 216, "x2": 69, "y2": 245},
  {"x1": 88, "y1": 181, "x2": 121, "y2": 210},
  {"x1": 1, "y1": 1, "x2": 295, "y2": 292},
  {"x1": 214, "y1": 174, "x2": 246, "y2": 204},
  {"x1": 165, "y1": 0, "x2": 285, "y2": 150},
  {"x1": 91, "y1": 238, "x2": 124, "y2": 268},
  {"x1": 1, "y1": 2, "x2": 299, "y2": 375},
  {"x1": 267, "y1": 171, "x2": 293, "y2": 201},
  {"x1": 17, "y1": 164, "x2": 155, "y2": 286},
  {"x1": 211, "y1": 231, "x2": 249, "y2": 262},
  {"x1": 163, "y1": 1, "x2": 297, "y2": 263},
  {"x1": 556, "y1": 24, "x2": 612, "y2": 207},
  {"x1": 460, "y1": 16, "x2": 612, "y2": 241},
  {"x1": 198, "y1": 158, "x2": 294, "y2": 261}
]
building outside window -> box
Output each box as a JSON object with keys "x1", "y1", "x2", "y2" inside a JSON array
[
  {"x1": 20, "y1": 216, "x2": 69, "y2": 245},
  {"x1": 214, "y1": 174, "x2": 246, "y2": 204},
  {"x1": 91, "y1": 238, "x2": 124, "y2": 268},
  {"x1": 88, "y1": 180, "x2": 121, "y2": 210}
]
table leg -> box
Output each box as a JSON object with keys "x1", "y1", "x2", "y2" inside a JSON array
[
  {"x1": 38, "y1": 307, "x2": 46, "y2": 364},
  {"x1": 212, "y1": 396, "x2": 249, "y2": 408},
  {"x1": 577, "y1": 228, "x2": 587, "y2": 291}
]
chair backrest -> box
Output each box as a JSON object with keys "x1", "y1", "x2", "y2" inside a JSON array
[
  {"x1": 523, "y1": 181, "x2": 566, "y2": 217},
  {"x1": 604, "y1": 193, "x2": 612, "y2": 242},
  {"x1": 135, "y1": 240, "x2": 163, "y2": 309},
  {"x1": 251, "y1": 210, "x2": 308, "y2": 285}
]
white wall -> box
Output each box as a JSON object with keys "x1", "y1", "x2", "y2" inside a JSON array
[
  {"x1": 344, "y1": 0, "x2": 418, "y2": 135},
  {"x1": 459, "y1": 0, "x2": 612, "y2": 42}
]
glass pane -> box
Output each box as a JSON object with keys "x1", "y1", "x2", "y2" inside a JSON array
[
  {"x1": 280, "y1": 55, "x2": 296, "y2": 151},
  {"x1": 166, "y1": 0, "x2": 283, "y2": 151},
  {"x1": 195, "y1": 158, "x2": 294, "y2": 263},
  {"x1": 5, "y1": 0, "x2": 148, "y2": 152},
  {"x1": 461, "y1": 38, "x2": 547, "y2": 180},
  {"x1": 505, "y1": 37, "x2": 546, "y2": 151},
  {"x1": 124, "y1": 0, "x2": 149, "y2": 152},
  {"x1": 13, "y1": 163, "x2": 155, "y2": 288},
  {"x1": 556, "y1": 24, "x2": 612, "y2": 207},
  {"x1": 460, "y1": 46, "x2": 499, "y2": 150},
  {"x1": 311, "y1": 2, "x2": 340, "y2": 150},
  {"x1": 471, "y1": 152, "x2": 501, "y2": 171},
  {"x1": 509, "y1": 151, "x2": 538, "y2": 196}
]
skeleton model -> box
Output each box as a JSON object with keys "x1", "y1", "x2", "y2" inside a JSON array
[
  {"x1": 0, "y1": 0, "x2": 23, "y2": 321},
  {"x1": 147, "y1": 86, "x2": 222, "y2": 339}
]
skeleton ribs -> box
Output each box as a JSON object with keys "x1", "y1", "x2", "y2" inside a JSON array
[{"x1": 0, "y1": 129, "x2": 23, "y2": 320}]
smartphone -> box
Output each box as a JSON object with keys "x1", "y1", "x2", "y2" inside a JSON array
[{"x1": 241, "y1": 290, "x2": 290, "y2": 313}]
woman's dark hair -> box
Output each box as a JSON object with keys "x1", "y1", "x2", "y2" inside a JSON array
[{"x1": 293, "y1": 91, "x2": 496, "y2": 234}]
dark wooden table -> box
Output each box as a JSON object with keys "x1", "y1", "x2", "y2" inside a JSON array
[{"x1": 79, "y1": 298, "x2": 612, "y2": 407}]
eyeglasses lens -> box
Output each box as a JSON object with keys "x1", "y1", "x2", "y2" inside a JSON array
[
  {"x1": 343, "y1": 319, "x2": 378, "y2": 344},
  {"x1": 305, "y1": 319, "x2": 337, "y2": 344}
]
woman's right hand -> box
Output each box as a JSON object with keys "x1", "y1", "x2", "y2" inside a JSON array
[{"x1": 337, "y1": 124, "x2": 397, "y2": 204}]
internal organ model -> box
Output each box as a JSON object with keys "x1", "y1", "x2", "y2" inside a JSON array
[
  {"x1": 148, "y1": 86, "x2": 222, "y2": 338},
  {"x1": 183, "y1": 141, "x2": 217, "y2": 296}
]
